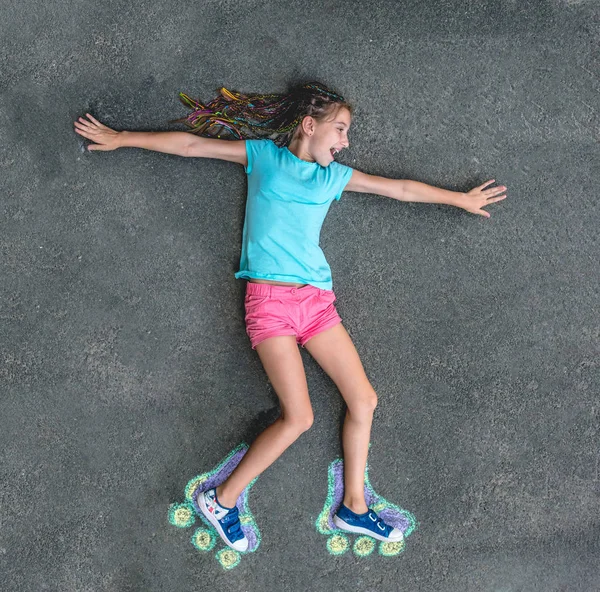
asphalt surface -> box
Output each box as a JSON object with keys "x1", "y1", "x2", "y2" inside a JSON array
[{"x1": 1, "y1": 0, "x2": 599, "y2": 590}]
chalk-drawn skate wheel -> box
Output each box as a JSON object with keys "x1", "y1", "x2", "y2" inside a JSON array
[
  {"x1": 191, "y1": 528, "x2": 216, "y2": 552},
  {"x1": 379, "y1": 539, "x2": 405, "y2": 556},
  {"x1": 353, "y1": 536, "x2": 376, "y2": 557},
  {"x1": 216, "y1": 548, "x2": 241, "y2": 570},
  {"x1": 168, "y1": 503, "x2": 195, "y2": 528},
  {"x1": 326, "y1": 534, "x2": 350, "y2": 555}
]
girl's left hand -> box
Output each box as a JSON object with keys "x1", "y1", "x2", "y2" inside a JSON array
[{"x1": 459, "y1": 180, "x2": 507, "y2": 218}]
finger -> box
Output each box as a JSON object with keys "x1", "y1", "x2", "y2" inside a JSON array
[
  {"x1": 86, "y1": 113, "x2": 104, "y2": 127},
  {"x1": 74, "y1": 122, "x2": 90, "y2": 134},
  {"x1": 485, "y1": 186, "x2": 506, "y2": 197},
  {"x1": 487, "y1": 195, "x2": 506, "y2": 204},
  {"x1": 478, "y1": 179, "x2": 496, "y2": 190},
  {"x1": 77, "y1": 116, "x2": 96, "y2": 130},
  {"x1": 473, "y1": 205, "x2": 491, "y2": 217},
  {"x1": 74, "y1": 127, "x2": 92, "y2": 140},
  {"x1": 75, "y1": 128, "x2": 98, "y2": 142}
]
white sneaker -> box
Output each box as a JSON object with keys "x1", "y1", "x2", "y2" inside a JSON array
[{"x1": 197, "y1": 488, "x2": 249, "y2": 552}]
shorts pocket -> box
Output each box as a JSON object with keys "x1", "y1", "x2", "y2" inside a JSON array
[{"x1": 244, "y1": 294, "x2": 270, "y2": 311}]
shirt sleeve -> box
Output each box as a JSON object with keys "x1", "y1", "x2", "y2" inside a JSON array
[
  {"x1": 332, "y1": 163, "x2": 354, "y2": 201},
  {"x1": 244, "y1": 139, "x2": 271, "y2": 175}
]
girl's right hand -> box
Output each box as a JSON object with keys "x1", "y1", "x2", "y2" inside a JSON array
[{"x1": 74, "y1": 113, "x2": 121, "y2": 151}]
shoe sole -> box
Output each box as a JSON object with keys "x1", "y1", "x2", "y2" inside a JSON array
[
  {"x1": 333, "y1": 515, "x2": 404, "y2": 543},
  {"x1": 197, "y1": 491, "x2": 249, "y2": 552}
]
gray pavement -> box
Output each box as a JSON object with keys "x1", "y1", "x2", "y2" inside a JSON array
[{"x1": 1, "y1": 0, "x2": 599, "y2": 590}]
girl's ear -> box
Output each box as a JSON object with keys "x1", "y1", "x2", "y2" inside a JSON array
[{"x1": 301, "y1": 115, "x2": 315, "y2": 136}]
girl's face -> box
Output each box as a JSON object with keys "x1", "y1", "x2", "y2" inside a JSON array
[{"x1": 306, "y1": 106, "x2": 352, "y2": 166}]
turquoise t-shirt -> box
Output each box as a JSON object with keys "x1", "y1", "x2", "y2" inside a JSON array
[{"x1": 234, "y1": 139, "x2": 354, "y2": 290}]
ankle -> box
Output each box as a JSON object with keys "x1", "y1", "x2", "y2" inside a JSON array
[
  {"x1": 215, "y1": 484, "x2": 237, "y2": 509},
  {"x1": 342, "y1": 497, "x2": 368, "y2": 515}
]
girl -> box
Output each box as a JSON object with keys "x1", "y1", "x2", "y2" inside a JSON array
[{"x1": 74, "y1": 82, "x2": 507, "y2": 552}]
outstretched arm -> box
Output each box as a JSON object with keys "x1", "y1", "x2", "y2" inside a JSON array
[
  {"x1": 345, "y1": 170, "x2": 507, "y2": 218},
  {"x1": 74, "y1": 113, "x2": 247, "y2": 166}
]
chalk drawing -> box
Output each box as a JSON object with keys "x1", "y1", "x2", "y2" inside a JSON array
[
  {"x1": 316, "y1": 458, "x2": 418, "y2": 557},
  {"x1": 168, "y1": 443, "x2": 260, "y2": 570}
]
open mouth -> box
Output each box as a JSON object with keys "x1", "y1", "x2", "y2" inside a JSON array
[{"x1": 330, "y1": 147, "x2": 340, "y2": 157}]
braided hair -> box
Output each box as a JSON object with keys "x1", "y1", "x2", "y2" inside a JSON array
[{"x1": 168, "y1": 82, "x2": 353, "y2": 147}]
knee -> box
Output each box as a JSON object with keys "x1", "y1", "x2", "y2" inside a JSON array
[
  {"x1": 294, "y1": 411, "x2": 314, "y2": 433},
  {"x1": 283, "y1": 410, "x2": 314, "y2": 435},
  {"x1": 348, "y1": 389, "x2": 378, "y2": 416}
]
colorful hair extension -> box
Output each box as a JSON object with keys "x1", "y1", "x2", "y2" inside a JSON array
[{"x1": 168, "y1": 81, "x2": 353, "y2": 147}]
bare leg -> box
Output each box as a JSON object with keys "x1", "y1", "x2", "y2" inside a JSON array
[
  {"x1": 304, "y1": 323, "x2": 377, "y2": 514},
  {"x1": 215, "y1": 335, "x2": 314, "y2": 508},
  {"x1": 340, "y1": 408, "x2": 374, "y2": 513}
]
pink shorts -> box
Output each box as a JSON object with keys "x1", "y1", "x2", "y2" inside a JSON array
[{"x1": 244, "y1": 282, "x2": 342, "y2": 350}]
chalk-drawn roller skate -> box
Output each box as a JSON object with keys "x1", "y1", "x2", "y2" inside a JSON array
[
  {"x1": 168, "y1": 443, "x2": 261, "y2": 570},
  {"x1": 316, "y1": 457, "x2": 417, "y2": 557}
]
